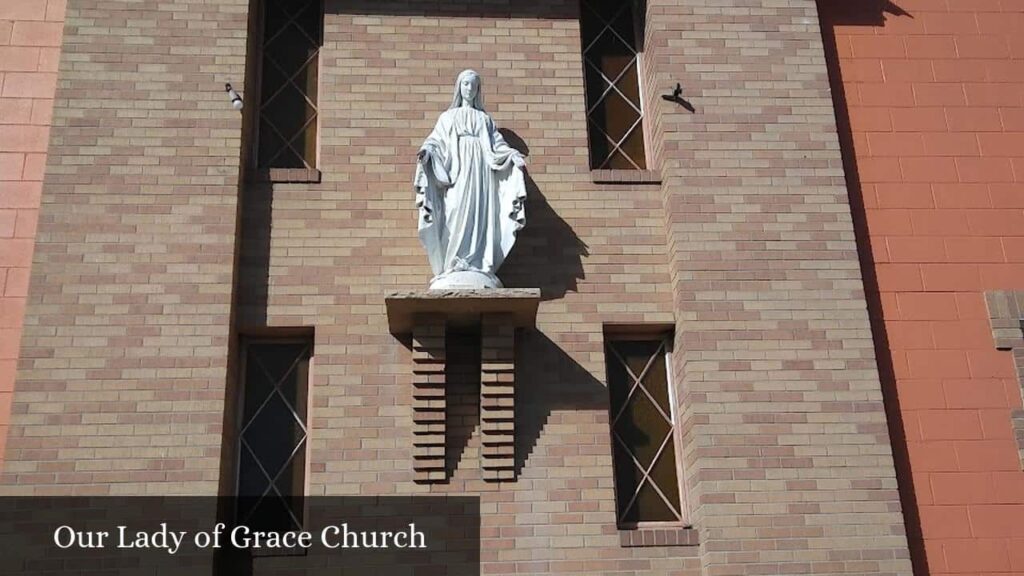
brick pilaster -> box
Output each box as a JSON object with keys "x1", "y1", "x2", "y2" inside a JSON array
[
  {"x1": 645, "y1": 0, "x2": 913, "y2": 571},
  {"x1": 480, "y1": 315, "x2": 515, "y2": 482},
  {"x1": 412, "y1": 315, "x2": 446, "y2": 483}
]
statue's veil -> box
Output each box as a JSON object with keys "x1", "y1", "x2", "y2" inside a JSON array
[{"x1": 448, "y1": 69, "x2": 486, "y2": 111}]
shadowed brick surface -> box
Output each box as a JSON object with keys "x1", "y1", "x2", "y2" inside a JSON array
[{"x1": 480, "y1": 316, "x2": 515, "y2": 482}]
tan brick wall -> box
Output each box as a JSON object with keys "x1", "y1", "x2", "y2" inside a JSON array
[
  {"x1": 645, "y1": 0, "x2": 913, "y2": 573},
  {"x1": 0, "y1": 0, "x2": 250, "y2": 495},
  {"x1": 232, "y1": 0, "x2": 911, "y2": 573},
  {"x1": 237, "y1": 3, "x2": 691, "y2": 572},
  {"x1": 0, "y1": 0, "x2": 65, "y2": 466}
]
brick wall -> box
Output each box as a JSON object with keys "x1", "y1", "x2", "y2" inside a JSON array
[
  {"x1": 0, "y1": 0, "x2": 64, "y2": 465},
  {"x1": 4, "y1": 0, "x2": 916, "y2": 573},
  {"x1": 0, "y1": 0, "x2": 250, "y2": 494},
  {"x1": 818, "y1": 0, "x2": 1024, "y2": 573},
  {"x1": 646, "y1": 0, "x2": 913, "y2": 573},
  {"x1": 238, "y1": 2, "x2": 698, "y2": 572},
  {"x1": 234, "y1": 0, "x2": 910, "y2": 572}
]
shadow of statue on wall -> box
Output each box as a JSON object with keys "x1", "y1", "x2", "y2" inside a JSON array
[
  {"x1": 514, "y1": 329, "x2": 610, "y2": 480},
  {"x1": 438, "y1": 328, "x2": 613, "y2": 483},
  {"x1": 497, "y1": 129, "x2": 589, "y2": 302}
]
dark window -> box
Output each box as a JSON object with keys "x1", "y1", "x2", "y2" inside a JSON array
[
  {"x1": 605, "y1": 338, "x2": 684, "y2": 525},
  {"x1": 580, "y1": 0, "x2": 647, "y2": 170},
  {"x1": 236, "y1": 338, "x2": 312, "y2": 531},
  {"x1": 257, "y1": 0, "x2": 322, "y2": 169}
]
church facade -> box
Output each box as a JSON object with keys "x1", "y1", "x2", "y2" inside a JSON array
[{"x1": 0, "y1": 0, "x2": 1021, "y2": 574}]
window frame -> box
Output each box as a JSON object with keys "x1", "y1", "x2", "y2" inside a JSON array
[
  {"x1": 233, "y1": 335, "x2": 314, "y2": 534},
  {"x1": 604, "y1": 333, "x2": 688, "y2": 530},
  {"x1": 250, "y1": 0, "x2": 324, "y2": 176},
  {"x1": 579, "y1": 0, "x2": 652, "y2": 172}
]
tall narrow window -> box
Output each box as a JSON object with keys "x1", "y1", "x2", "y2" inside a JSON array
[
  {"x1": 605, "y1": 338, "x2": 684, "y2": 526},
  {"x1": 236, "y1": 338, "x2": 312, "y2": 531},
  {"x1": 257, "y1": 0, "x2": 322, "y2": 169},
  {"x1": 580, "y1": 0, "x2": 647, "y2": 170}
]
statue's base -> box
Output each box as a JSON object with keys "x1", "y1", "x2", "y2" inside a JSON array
[
  {"x1": 385, "y1": 288, "x2": 541, "y2": 483},
  {"x1": 429, "y1": 270, "x2": 502, "y2": 290}
]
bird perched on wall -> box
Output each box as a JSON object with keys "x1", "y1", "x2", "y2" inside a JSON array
[{"x1": 661, "y1": 83, "x2": 695, "y2": 112}]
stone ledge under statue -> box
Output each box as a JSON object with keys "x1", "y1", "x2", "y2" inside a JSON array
[{"x1": 384, "y1": 288, "x2": 540, "y2": 335}]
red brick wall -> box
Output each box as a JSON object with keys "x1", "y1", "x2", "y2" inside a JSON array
[
  {"x1": 0, "y1": 0, "x2": 64, "y2": 464},
  {"x1": 818, "y1": 0, "x2": 1024, "y2": 573}
]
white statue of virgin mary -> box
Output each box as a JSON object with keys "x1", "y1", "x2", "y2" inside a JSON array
[{"x1": 414, "y1": 69, "x2": 527, "y2": 289}]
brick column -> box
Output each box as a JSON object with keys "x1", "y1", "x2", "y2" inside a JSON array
[
  {"x1": 412, "y1": 315, "x2": 446, "y2": 483},
  {"x1": 480, "y1": 314, "x2": 515, "y2": 482},
  {"x1": 644, "y1": 0, "x2": 913, "y2": 572}
]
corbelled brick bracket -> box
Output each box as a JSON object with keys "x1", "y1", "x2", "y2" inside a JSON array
[
  {"x1": 412, "y1": 315, "x2": 447, "y2": 483},
  {"x1": 386, "y1": 289, "x2": 541, "y2": 483},
  {"x1": 481, "y1": 315, "x2": 516, "y2": 481}
]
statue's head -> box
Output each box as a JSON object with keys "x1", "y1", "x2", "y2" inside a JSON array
[{"x1": 450, "y1": 69, "x2": 485, "y2": 111}]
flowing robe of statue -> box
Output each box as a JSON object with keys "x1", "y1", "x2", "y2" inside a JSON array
[{"x1": 414, "y1": 71, "x2": 526, "y2": 289}]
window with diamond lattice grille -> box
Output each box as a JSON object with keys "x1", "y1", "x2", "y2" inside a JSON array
[
  {"x1": 236, "y1": 339, "x2": 311, "y2": 532},
  {"x1": 580, "y1": 0, "x2": 647, "y2": 170},
  {"x1": 606, "y1": 338, "x2": 684, "y2": 525},
  {"x1": 256, "y1": 0, "x2": 322, "y2": 169}
]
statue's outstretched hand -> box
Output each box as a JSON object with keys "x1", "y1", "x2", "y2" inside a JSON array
[{"x1": 512, "y1": 154, "x2": 526, "y2": 169}]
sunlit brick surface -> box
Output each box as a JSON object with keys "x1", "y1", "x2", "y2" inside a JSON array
[{"x1": 819, "y1": 0, "x2": 1024, "y2": 573}]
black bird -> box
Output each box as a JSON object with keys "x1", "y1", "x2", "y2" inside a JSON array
[{"x1": 661, "y1": 83, "x2": 695, "y2": 113}]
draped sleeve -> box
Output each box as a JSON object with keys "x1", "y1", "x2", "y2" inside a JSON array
[
  {"x1": 414, "y1": 111, "x2": 456, "y2": 275},
  {"x1": 486, "y1": 117, "x2": 528, "y2": 260},
  {"x1": 486, "y1": 119, "x2": 519, "y2": 170}
]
